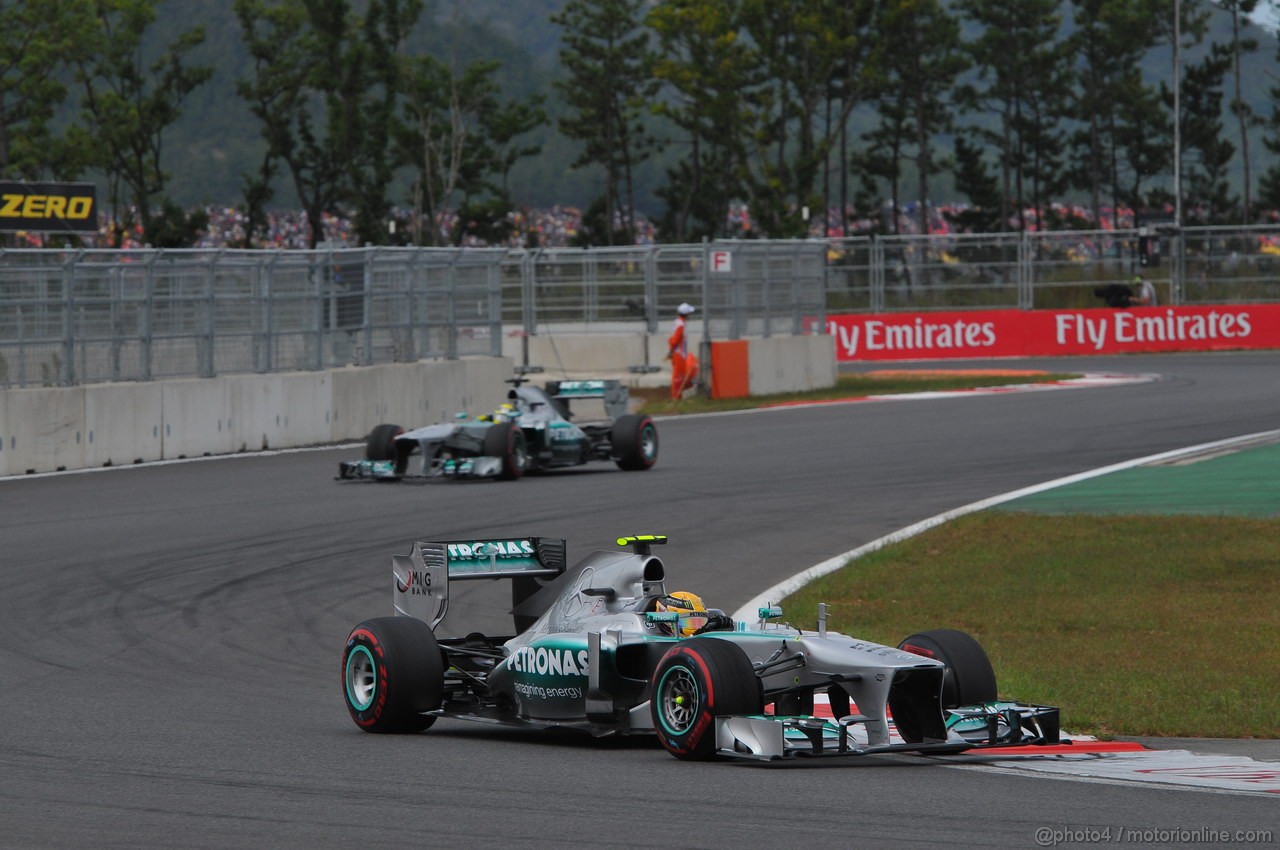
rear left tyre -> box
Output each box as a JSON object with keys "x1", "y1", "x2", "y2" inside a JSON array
[
  {"x1": 611, "y1": 414, "x2": 658, "y2": 471},
  {"x1": 343, "y1": 616, "x2": 444, "y2": 733},
  {"x1": 650, "y1": 638, "x2": 762, "y2": 760}
]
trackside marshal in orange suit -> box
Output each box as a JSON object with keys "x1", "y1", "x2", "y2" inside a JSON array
[
  {"x1": 0, "y1": 181, "x2": 98, "y2": 234},
  {"x1": 667, "y1": 302, "x2": 699, "y2": 399}
]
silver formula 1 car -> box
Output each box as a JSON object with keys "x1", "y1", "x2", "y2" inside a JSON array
[
  {"x1": 340, "y1": 535, "x2": 1060, "y2": 761},
  {"x1": 337, "y1": 378, "x2": 657, "y2": 481}
]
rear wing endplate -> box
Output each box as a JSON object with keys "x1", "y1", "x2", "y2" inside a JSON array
[{"x1": 393, "y1": 537, "x2": 568, "y2": 629}]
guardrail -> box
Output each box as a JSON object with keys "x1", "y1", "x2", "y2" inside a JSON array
[{"x1": 3, "y1": 225, "x2": 1278, "y2": 388}]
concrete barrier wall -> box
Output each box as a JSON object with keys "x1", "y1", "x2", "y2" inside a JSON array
[
  {"x1": 85, "y1": 382, "x2": 164, "y2": 467},
  {"x1": 0, "y1": 332, "x2": 833, "y2": 477},
  {"x1": 0, "y1": 386, "x2": 86, "y2": 475},
  {"x1": 747, "y1": 335, "x2": 837, "y2": 395},
  {"x1": 1, "y1": 357, "x2": 516, "y2": 476},
  {"x1": 330, "y1": 357, "x2": 513, "y2": 441},
  {"x1": 509, "y1": 332, "x2": 663, "y2": 374},
  {"x1": 226, "y1": 371, "x2": 333, "y2": 453},
  {"x1": 161, "y1": 378, "x2": 235, "y2": 459}
]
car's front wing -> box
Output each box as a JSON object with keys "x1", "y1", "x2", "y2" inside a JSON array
[{"x1": 715, "y1": 702, "x2": 1061, "y2": 761}]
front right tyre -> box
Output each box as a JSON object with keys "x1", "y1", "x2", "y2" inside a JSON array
[
  {"x1": 898, "y1": 628, "x2": 997, "y2": 708},
  {"x1": 343, "y1": 616, "x2": 444, "y2": 733}
]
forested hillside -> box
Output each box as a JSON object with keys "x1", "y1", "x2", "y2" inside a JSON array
[
  {"x1": 145, "y1": 0, "x2": 1280, "y2": 212},
  {"x1": 157, "y1": 0, "x2": 585, "y2": 208},
  {"x1": 9, "y1": 0, "x2": 1280, "y2": 248}
]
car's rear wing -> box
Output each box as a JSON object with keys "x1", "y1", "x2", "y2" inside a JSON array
[
  {"x1": 393, "y1": 537, "x2": 568, "y2": 631},
  {"x1": 544, "y1": 380, "x2": 629, "y2": 421}
]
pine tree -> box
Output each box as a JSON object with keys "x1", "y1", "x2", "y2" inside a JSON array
[{"x1": 553, "y1": 0, "x2": 658, "y2": 245}]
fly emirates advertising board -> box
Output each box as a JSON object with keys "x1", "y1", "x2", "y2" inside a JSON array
[{"x1": 823, "y1": 305, "x2": 1279, "y2": 361}]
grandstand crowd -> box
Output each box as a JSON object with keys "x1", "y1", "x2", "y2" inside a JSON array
[{"x1": 6, "y1": 200, "x2": 1155, "y2": 250}]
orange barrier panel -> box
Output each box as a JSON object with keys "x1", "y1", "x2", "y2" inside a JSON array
[{"x1": 710, "y1": 340, "x2": 750, "y2": 399}]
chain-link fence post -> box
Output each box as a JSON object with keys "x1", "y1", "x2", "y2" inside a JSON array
[
  {"x1": 360, "y1": 249, "x2": 375, "y2": 366},
  {"x1": 446, "y1": 251, "x2": 460, "y2": 359},
  {"x1": 870, "y1": 236, "x2": 884, "y2": 313},
  {"x1": 644, "y1": 246, "x2": 658, "y2": 334},
  {"x1": 200, "y1": 251, "x2": 217, "y2": 377},
  {"x1": 1171, "y1": 230, "x2": 1184, "y2": 305},
  {"x1": 1018, "y1": 231, "x2": 1032, "y2": 309},
  {"x1": 60, "y1": 252, "x2": 76, "y2": 386}
]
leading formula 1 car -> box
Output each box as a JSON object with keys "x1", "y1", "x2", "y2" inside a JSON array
[
  {"x1": 340, "y1": 535, "x2": 1061, "y2": 761},
  {"x1": 337, "y1": 377, "x2": 657, "y2": 481}
]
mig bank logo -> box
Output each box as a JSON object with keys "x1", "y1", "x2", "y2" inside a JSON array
[{"x1": 394, "y1": 569, "x2": 433, "y2": 596}]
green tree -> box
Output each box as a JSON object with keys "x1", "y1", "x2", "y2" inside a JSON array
[
  {"x1": 950, "y1": 135, "x2": 1004, "y2": 231},
  {"x1": 1219, "y1": 0, "x2": 1262, "y2": 222},
  {"x1": 856, "y1": 98, "x2": 908, "y2": 235},
  {"x1": 553, "y1": 0, "x2": 658, "y2": 245},
  {"x1": 735, "y1": 0, "x2": 873, "y2": 238},
  {"x1": 342, "y1": 0, "x2": 422, "y2": 246},
  {"x1": 1112, "y1": 80, "x2": 1169, "y2": 215},
  {"x1": 1258, "y1": 25, "x2": 1280, "y2": 212},
  {"x1": 866, "y1": 0, "x2": 968, "y2": 237},
  {"x1": 1157, "y1": 0, "x2": 1213, "y2": 222},
  {"x1": 236, "y1": 0, "x2": 422, "y2": 249},
  {"x1": 0, "y1": 0, "x2": 96, "y2": 181},
  {"x1": 1065, "y1": 0, "x2": 1162, "y2": 228},
  {"x1": 1170, "y1": 45, "x2": 1236, "y2": 223},
  {"x1": 955, "y1": 0, "x2": 1063, "y2": 231},
  {"x1": 236, "y1": 0, "x2": 335, "y2": 248},
  {"x1": 73, "y1": 0, "x2": 212, "y2": 245},
  {"x1": 647, "y1": 0, "x2": 750, "y2": 241},
  {"x1": 397, "y1": 55, "x2": 545, "y2": 246}
]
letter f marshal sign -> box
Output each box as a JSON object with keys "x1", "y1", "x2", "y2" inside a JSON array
[{"x1": 710, "y1": 250, "x2": 732, "y2": 273}]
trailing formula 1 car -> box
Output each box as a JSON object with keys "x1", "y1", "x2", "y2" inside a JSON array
[
  {"x1": 337, "y1": 377, "x2": 657, "y2": 481},
  {"x1": 340, "y1": 535, "x2": 1061, "y2": 761}
]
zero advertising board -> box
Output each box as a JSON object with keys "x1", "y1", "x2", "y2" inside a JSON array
[
  {"x1": 824, "y1": 304, "x2": 1280, "y2": 361},
  {"x1": 0, "y1": 181, "x2": 98, "y2": 233}
]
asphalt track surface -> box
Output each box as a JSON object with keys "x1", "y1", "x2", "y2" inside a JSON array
[{"x1": 3, "y1": 351, "x2": 1278, "y2": 849}]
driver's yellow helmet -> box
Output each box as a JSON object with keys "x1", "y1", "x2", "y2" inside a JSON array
[{"x1": 655, "y1": 591, "x2": 708, "y2": 636}]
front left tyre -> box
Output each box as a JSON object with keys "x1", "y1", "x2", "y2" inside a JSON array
[
  {"x1": 365, "y1": 424, "x2": 404, "y2": 461},
  {"x1": 650, "y1": 638, "x2": 762, "y2": 760},
  {"x1": 482, "y1": 420, "x2": 530, "y2": 479},
  {"x1": 365, "y1": 423, "x2": 408, "y2": 476},
  {"x1": 342, "y1": 616, "x2": 444, "y2": 733}
]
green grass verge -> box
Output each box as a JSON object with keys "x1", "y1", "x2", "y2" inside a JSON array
[
  {"x1": 634, "y1": 371, "x2": 1081, "y2": 416},
  {"x1": 781, "y1": 512, "x2": 1280, "y2": 739}
]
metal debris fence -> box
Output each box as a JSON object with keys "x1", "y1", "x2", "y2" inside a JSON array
[{"x1": 2, "y1": 226, "x2": 1277, "y2": 388}]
